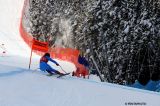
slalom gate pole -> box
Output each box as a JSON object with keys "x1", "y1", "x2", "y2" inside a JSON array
[
  {"x1": 59, "y1": 65, "x2": 67, "y2": 74},
  {"x1": 29, "y1": 47, "x2": 33, "y2": 70}
]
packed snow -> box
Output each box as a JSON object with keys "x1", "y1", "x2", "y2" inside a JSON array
[
  {"x1": 0, "y1": 59, "x2": 160, "y2": 106},
  {"x1": 0, "y1": 0, "x2": 160, "y2": 106}
]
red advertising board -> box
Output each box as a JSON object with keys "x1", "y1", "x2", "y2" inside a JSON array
[{"x1": 32, "y1": 39, "x2": 49, "y2": 52}]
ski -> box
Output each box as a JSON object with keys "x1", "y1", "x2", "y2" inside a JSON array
[
  {"x1": 46, "y1": 73, "x2": 57, "y2": 76},
  {"x1": 46, "y1": 74, "x2": 53, "y2": 76},
  {"x1": 57, "y1": 73, "x2": 70, "y2": 78}
]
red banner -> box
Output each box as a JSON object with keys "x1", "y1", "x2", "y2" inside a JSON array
[{"x1": 32, "y1": 39, "x2": 49, "y2": 52}]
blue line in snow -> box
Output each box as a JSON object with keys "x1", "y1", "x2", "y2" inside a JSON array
[{"x1": 0, "y1": 70, "x2": 25, "y2": 77}]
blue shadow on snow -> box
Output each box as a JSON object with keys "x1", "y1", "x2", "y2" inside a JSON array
[{"x1": 0, "y1": 70, "x2": 25, "y2": 77}]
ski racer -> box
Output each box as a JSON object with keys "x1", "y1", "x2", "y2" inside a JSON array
[{"x1": 39, "y1": 53, "x2": 63, "y2": 76}]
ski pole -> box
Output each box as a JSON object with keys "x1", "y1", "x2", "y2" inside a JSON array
[{"x1": 59, "y1": 65, "x2": 67, "y2": 74}]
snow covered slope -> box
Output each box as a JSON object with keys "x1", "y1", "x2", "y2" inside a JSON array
[
  {"x1": 0, "y1": 0, "x2": 160, "y2": 106},
  {"x1": 0, "y1": 0, "x2": 41, "y2": 70},
  {"x1": 0, "y1": 62, "x2": 160, "y2": 106},
  {"x1": 0, "y1": 0, "x2": 31, "y2": 56}
]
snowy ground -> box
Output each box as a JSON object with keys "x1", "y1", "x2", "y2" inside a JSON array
[
  {"x1": 0, "y1": 58, "x2": 160, "y2": 106},
  {"x1": 0, "y1": 0, "x2": 160, "y2": 106}
]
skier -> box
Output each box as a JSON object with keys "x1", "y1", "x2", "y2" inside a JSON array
[
  {"x1": 39, "y1": 53, "x2": 63, "y2": 76},
  {"x1": 72, "y1": 51, "x2": 89, "y2": 78},
  {"x1": 78, "y1": 53, "x2": 89, "y2": 68}
]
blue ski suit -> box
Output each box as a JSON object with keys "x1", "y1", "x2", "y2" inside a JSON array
[
  {"x1": 78, "y1": 55, "x2": 89, "y2": 67},
  {"x1": 39, "y1": 56, "x2": 59, "y2": 73}
]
